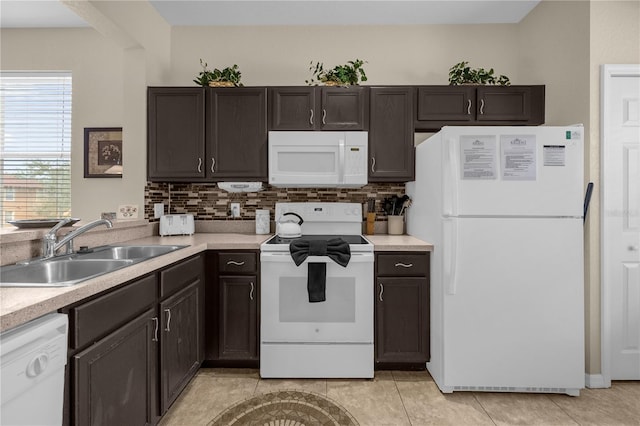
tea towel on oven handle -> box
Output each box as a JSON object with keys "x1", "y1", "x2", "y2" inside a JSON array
[{"x1": 289, "y1": 238, "x2": 351, "y2": 303}]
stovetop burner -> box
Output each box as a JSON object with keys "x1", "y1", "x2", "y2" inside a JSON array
[{"x1": 266, "y1": 234, "x2": 370, "y2": 245}]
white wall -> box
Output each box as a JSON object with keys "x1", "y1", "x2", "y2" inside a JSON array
[
  {"x1": 169, "y1": 25, "x2": 520, "y2": 86},
  {"x1": 0, "y1": 29, "x2": 135, "y2": 220}
]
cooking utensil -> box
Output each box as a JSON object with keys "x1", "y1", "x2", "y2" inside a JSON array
[
  {"x1": 399, "y1": 198, "x2": 412, "y2": 216},
  {"x1": 276, "y1": 212, "x2": 304, "y2": 238}
]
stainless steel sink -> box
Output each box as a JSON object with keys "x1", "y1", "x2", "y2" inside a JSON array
[
  {"x1": 0, "y1": 244, "x2": 187, "y2": 287},
  {"x1": 0, "y1": 259, "x2": 134, "y2": 287},
  {"x1": 74, "y1": 245, "x2": 185, "y2": 260}
]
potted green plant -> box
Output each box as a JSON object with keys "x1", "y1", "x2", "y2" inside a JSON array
[
  {"x1": 448, "y1": 61, "x2": 510, "y2": 86},
  {"x1": 305, "y1": 59, "x2": 368, "y2": 86},
  {"x1": 193, "y1": 59, "x2": 243, "y2": 87}
]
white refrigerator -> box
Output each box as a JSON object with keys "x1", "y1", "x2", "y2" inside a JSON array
[{"x1": 406, "y1": 126, "x2": 585, "y2": 396}]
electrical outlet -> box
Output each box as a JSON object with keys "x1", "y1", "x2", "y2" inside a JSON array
[{"x1": 230, "y1": 202, "x2": 240, "y2": 218}]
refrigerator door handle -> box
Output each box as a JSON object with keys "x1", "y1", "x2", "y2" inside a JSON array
[
  {"x1": 443, "y1": 138, "x2": 459, "y2": 216},
  {"x1": 443, "y1": 217, "x2": 459, "y2": 295}
]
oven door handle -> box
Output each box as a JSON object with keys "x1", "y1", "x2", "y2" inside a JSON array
[{"x1": 261, "y1": 252, "x2": 374, "y2": 263}]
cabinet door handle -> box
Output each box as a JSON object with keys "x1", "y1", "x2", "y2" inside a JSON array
[
  {"x1": 379, "y1": 283, "x2": 384, "y2": 302},
  {"x1": 467, "y1": 99, "x2": 472, "y2": 115},
  {"x1": 322, "y1": 109, "x2": 327, "y2": 125},
  {"x1": 152, "y1": 317, "x2": 159, "y2": 342},
  {"x1": 227, "y1": 260, "x2": 245, "y2": 266},
  {"x1": 371, "y1": 157, "x2": 376, "y2": 173},
  {"x1": 480, "y1": 99, "x2": 485, "y2": 115},
  {"x1": 197, "y1": 157, "x2": 202, "y2": 173},
  {"x1": 395, "y1": 262, "x2": 413, "y2": 268},
  {"x1": 249, "y1": 282, "x2": 254, "y2": 300},
  {"x1": 309, "y1": 109, "x2": 314, "y2": 126},
  {"x1": 211, "y1": 157, "x2": 216, "y2": 173},
  {"x1": 164, "y1": 308, "x2": 171, "y2": 332}
]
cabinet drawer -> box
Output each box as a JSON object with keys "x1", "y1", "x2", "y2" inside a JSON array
[
  {"x1": 160, "y1": 255, "x2": 204, "y2": 298},
  {"x1": 218, "y1": 252, "x2": 257, "y2": 274},
  {"x1": 376, "y1": 253, "x2": 428, "y2": 277},
  {"x1": 71, "y1": 274, "x2": 157, "y2": 349}
]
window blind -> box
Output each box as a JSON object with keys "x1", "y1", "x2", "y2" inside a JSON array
[{"x1": 0, "y1": 72, "x2": 72, "y2": 225}]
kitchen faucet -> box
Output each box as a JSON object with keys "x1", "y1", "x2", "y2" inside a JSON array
[{"x1": 42, "y1": 218, "x2": 113, "y2": 258}]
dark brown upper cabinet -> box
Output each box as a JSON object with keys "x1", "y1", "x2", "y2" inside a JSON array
[
  {"x1": 148, "y1": 87, "x2": 206, "y2": 181},
  {"x1": 206, "y1": 88, "x2": 268, "y2": 181},
  {"x1": 268, "y1": 86, "x2": 369, "y2": 131},
  {"x1": 148, "y1": 87, "x2": 267, "y2": 182},
  {"x1": 415, "y1": 85, "x2": 545, "y2": 131},
  {"x1": 368, "y1": 87, "x2": 415, "y2": 182}
]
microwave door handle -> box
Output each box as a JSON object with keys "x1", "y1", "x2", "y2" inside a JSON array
[{"x1": 338, "y1": 138, "x2": 345, "y2": 184}]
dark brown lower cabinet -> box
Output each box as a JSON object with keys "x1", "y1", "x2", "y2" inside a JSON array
[
  {"x1": 219, "y1": 276, "x2": 258, "y2": 360},
  {"x1": 204, "y1": 251, "x2": 259, "y2": 366},
  {"x1": 159, "y1": 280, "x2": 203, "y2": 412},
  {"x1": 73, "y1": 308, "x2": 158, "y2": 426},
  {"x1": 66, "y1": 254, "x2": 205, "y2": 426},
  {"x1": 375, "y1": 252, "x2": 430, "y2": 369}
]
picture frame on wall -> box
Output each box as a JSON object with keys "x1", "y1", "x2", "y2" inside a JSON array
[{"x1": 84, "y1": 127, "x2": 123, "y2": 178}]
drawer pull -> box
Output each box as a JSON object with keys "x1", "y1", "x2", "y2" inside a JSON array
[
  {"x1": 379, "y1": 283, "x2": 384, "y2": 302},
  {"x1": 467, "y1": 99, "x2": 472, "y2": 115},
  {"x1": 250, "y1": 282, "x2": 254, "y2": 301},
  {"x1": 164, "y1": 308, "x2": 172, "y2": 332},
  {"x1": 480, "y1": 99, "x2": 485, "y2": 115},
  {"x1": 395, "y1": 262, "x2": 413, "y2": 268},
  {"x1": 322, "y1": 109, "x2": 327, "y2": 125},
  {"x1": 227, "y1": 260, "x2": 246, "y2": 266},
  {"x1": 197, "y1": 157, "x2": 202, "y2": 173},
  {"x1": 309, "y1": 109, "x2": 314, "y2": 126},
  {"x1": 152, "y1": 317, "x2": 159, "y2": 342}
]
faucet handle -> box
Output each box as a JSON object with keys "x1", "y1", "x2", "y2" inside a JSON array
[{"x1": 45, "y1": 218, "x2": 75, "y2": 236}]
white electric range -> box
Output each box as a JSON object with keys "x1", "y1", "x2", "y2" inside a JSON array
[{"x1": 260, "y1": 202, "x2": 374, "y2": 378}]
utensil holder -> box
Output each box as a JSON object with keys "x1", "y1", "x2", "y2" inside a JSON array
[
  {"x1": 366, "y1": 213, "x2": 376, "y2": 235},
  {"x1": 387, "y1": 215, "x2": 404, "y2": 235}
]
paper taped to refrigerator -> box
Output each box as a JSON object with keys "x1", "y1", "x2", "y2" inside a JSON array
[
  {"x1": 460, "y1": 136, "x2": 497, "y2": 180},
  {"x1": 501, "y1": 135, "x2": 537, "y2": 180},
  {"x1": 543, "y1": 145, "x2": 566, "y2": 166}
]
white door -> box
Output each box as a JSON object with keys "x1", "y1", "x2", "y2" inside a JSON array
[{"x1": 602, "y1": 65, "x2": 640, "y2": 381}]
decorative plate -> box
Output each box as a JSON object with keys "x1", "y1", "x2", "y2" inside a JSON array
[{"x1": 7, "y1": 218, "x2": 81, "y2": 229}]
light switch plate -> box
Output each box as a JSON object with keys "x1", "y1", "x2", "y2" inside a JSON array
[{"x1": 153, "y1": 203, "x2": 164, "y2": 218}]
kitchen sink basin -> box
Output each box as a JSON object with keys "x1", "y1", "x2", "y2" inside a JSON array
[
  {"x1": 74, "y1": 245, "x2": 185, "y2": 260},
  {"x1": 0, "y1": 259, "x2": 134, "y2": 287},
  {"x1": 0, "y1": 244, "x2": 187, "y2": 288}
]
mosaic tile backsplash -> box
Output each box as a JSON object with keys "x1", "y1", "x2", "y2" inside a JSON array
[{"x1": 145, "y1": 182, "x2": 406, "y2": 222}]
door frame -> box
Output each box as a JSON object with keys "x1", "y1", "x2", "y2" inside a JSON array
[{"x1": 600, "y1": 64, "x2": 640, "y2": 387}]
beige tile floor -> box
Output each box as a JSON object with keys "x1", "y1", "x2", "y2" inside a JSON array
[{"x1": 159, "y1": 369, "x2": 640, "y2": 426}]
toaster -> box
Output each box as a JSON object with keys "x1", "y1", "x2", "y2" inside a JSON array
[{"x1": 159, "y1": 214, "x2": 195, "y2": 236}]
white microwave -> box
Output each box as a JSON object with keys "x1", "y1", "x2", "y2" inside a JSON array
[{"x1": 268, "y1": 131, "x2": 368, "y2": 188}]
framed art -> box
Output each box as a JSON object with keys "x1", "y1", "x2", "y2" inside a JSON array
[{"x1": 84, "y1": 127, "x2": 123, "y2": 178}]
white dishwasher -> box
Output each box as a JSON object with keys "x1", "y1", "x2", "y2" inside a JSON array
[{"x1": 1, "y1": 312, "x2": 68, "y2": 426}]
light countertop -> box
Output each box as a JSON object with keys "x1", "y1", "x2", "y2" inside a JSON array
[{"x1": 1, "y1": 233, "x2": 432, "y2": 332}]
